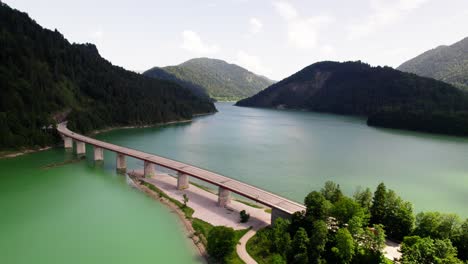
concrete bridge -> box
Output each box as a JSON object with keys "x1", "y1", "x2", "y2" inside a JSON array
[{"x1": 58, "y1": 123, "x2": 306, "y2": 223}]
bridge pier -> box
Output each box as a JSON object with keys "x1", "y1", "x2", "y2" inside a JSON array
[
  {"x1": 144, "y1": 161, "x2": 155, "y2": 177},
  {"x1": 76, "y1": 141, "x2": 86, "y2": 155},
  {"x1": 217, "y1": 187, "x2": 231, "y2": 207},
  {"x1": 116, "y1": 153, "x2": 126, "y2": 172},
  {"x1": 64, "y1": 137, "x2": 73, "y2": 149},
  {"x1": 94, "y1": 147, "x2": 104, "y2": 161},
  {"x1": 177, "y1": 172, "x2": 189, "y2": 190},
  {"x1": 271, "y1": 208, "x2": 292, "y2": 225}
]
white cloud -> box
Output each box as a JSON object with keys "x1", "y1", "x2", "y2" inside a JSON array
[
  {"x1": 180, "y1": 30, "x2": 220, "y2": 54},
  {"x1": 234, "y1": 50, "x2": 272, "y2": 77},
  {"x1": 273, "y1": 1, "x2": 333, "y2": 49},
  {"x1": 273, "y1": 1, "x2": 298, "y2": 20},
  {"x1": 92, "y1": 30, "x2": 103, "y2": 40},
  {"x1": 249, "y1": 17, "x2": 263, "y2": 34},
  {"x1": 348, "y1": 0, "x2": 429, "y2": 39},
  {"x1": 321, "y1": 45, "x2": 335, "y2": 56},
  {"x1": 287, "y1": 15, "x2": 333, "y2": 49}
]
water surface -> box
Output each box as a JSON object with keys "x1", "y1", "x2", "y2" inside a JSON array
[
  {"x1": 1, "y1": 102, "x2": 467, "y2": 264},
  {"x1": 98, "y1": 102, "x2": 468, "y2": 216},
  {"x1": 0, "y1": 149, "x2": 201, "y2": 264}
]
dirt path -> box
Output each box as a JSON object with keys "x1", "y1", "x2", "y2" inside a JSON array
[{"x1": 237, "y1": 228, "x2": 260, "y2": 264}]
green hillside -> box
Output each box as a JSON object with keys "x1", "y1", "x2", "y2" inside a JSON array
[
  {"x1": 237, "y1": 61, "x2": 468, "y2": 136},
  {"x1": 398, "y1": 37, "x2": 468, "y2": 90},
  {"x1": 0, "y1": 2, "x2": 215, "y2": 150},
  {"x1": 144, "y1": 58, "x2": 274, "y2": 101}
]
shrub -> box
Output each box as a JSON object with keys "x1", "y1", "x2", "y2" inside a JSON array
[
  {"x1": 207, "y1": 226, "x2": 236, "y2": 262},
  {"x1": 240, "y1": 210, "x2": 250, "y2": 223}
]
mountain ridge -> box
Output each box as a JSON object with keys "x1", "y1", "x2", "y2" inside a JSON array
[
  {"x1": 397, "y1": 37, "x2": 468, "y2": 90},
  {"x1": 144, "y1": 57, "x2": 274, "y2": 101}
]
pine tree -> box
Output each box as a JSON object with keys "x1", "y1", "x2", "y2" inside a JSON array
[{"x1": 370, "y1": 183, "x2": 387, "y2": 225}]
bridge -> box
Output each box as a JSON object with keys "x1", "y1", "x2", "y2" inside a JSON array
[{"x1": 57, "y1": 123, "x2": 306, "y2": 223}]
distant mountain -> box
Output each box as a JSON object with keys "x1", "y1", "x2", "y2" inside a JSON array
[
  {"x1": 142, "y1": 67, "x2": 210, "y2": 100},
  {"x1": 0, "y1": 2, "x2": 215, "y2": 149},
  {"x1": 237, "y1": 61, "x2": 468, "y2": 136},
  {"x1": 397, "y1": 37, "x2": 468, "y2": 90},
  {"x1": 144, "y1": 58, "x2": 274, "y2": 101}
]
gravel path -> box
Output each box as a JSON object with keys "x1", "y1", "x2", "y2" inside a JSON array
[{"x1": 237, "y1": 228, "x2": 261, "y2": 264}]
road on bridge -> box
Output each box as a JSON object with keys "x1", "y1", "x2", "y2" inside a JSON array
[{"x1": 58, "y1": 123, "x2": 306, "y2": 215}]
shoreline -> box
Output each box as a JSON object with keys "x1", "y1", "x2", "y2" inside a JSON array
[
  {"x1": 0, "y1": 111, "x2": 216, "y2": 159},
  {"x1": 129, "y1": 171, "x2": 271, "y2": 264},
  {"x1": 0, "y1": 146, "x2": 52, "y2": 159},
  {"x1": 129, "y1": 176, "x2": 209, "y2": 264},
  {"x1": 91, "y1": 112, "x2": 215, "y2": 136}
]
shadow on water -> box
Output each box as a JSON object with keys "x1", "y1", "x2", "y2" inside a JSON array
[{"x1": 369, "y1": 125, "x2": 468, "y2": 144}]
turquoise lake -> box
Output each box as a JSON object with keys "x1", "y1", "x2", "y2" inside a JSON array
[{"x1": 1, "y1": 102, "x2": 467, "y2": 263}]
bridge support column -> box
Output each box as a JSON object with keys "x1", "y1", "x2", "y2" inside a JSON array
[
  {"x1": 76, "y1": 141, "x2": 86, "y2": 155},
  {"x1": 94, "y1": 147, "x2": 104, "y2": 161},
  {"x1": 271, "y1": 208, "x2": 292, "y2": 225},
  {"x1": 217, "y1": 187, "x2": 231, "y2": 207},
  {"x1": 64, "y1": 137, "x2": 73, "y2": 149},
  {"x1": 177, "y1": 172, "x2": 189, "y2": 190},
  {"x1": 144, "y1": 161, "x2": 155, "y2": 177},
  {"x1": 116, "y1": 153, "x2": 126, "y2": 172}
]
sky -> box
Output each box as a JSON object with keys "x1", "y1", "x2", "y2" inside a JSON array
[{"x1": 5, "y1": 0, "x2": 468, "y2": 80}]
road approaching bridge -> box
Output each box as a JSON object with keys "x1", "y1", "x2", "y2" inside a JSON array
[{"x1": 58, "y1": 122, "x2": 305, "y2": 223}]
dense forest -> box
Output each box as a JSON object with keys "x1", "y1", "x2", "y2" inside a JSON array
[
  {"x1": 236, "y1": 61, "x2": 468, "y2": 136},
  {"x1": 0, "y1": 2, "x2": 215, "y2": 150},
  {"x1": 144, "y1": 58, "x2": 274, "y2": 101},
  {"x1": 247, "y1": 181, "x2": 467, "y2": 264},
  {"x1": 398, "y1": 37, "x2": 468, "y2": 91}
]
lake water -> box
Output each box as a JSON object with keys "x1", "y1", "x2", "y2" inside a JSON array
[
  {"x1": 1, "y1": 102, "x2": 467, "y2": 263},
  {"x1": 97, "y1": 102, "x2": 468, "y2": 217},
  {"x1": 0, "y1": 149, "x2": 201, "y2": 264}
]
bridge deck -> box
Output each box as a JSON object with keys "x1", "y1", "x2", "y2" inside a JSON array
[{"x1": 58, "y1": 123, "x2": 306, "y2": 214}]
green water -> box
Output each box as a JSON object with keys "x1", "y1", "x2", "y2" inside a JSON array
[
  {"x1": 0, "y1": 149, "x2": 201, "y2": 264},
  {"x1": 1, "y1": 102, "x2": 467, "y2": 263},
  {"x1": 97, "y1": 102, "x2": 468, "y2": 217}
]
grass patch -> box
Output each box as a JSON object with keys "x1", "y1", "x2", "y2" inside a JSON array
[
  {"x1": 142, "y1": 181, "x2": 194, "y2": 218},
  {"x1": 264, "y1": 208, "x2": 272, "y2": 214},
  {"x1": 190, "y1": 182, "x2": 216, "y2": 194},
  {"x1": 234, "y1": 199, "x2": 263, "y2": 209},
  {"x1": 192, "y1": 218, "x2": 213, "y2": 246},
  {"x1": 246, "y1": 227, "x2": 280, "y2": 264}
]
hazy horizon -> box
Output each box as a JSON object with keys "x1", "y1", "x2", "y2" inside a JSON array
[{"x1": 6, "y1": 0, "x2": 468, "y2": 80}]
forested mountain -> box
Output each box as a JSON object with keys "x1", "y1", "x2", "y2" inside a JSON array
[
  {"x1": 144, "y1": 58, "x2": 274, "y2": 101},
  {"x1": 397, "y1": 37, "x2": 468, "y2": 90},
  {"x1": 237, "y1": 61, "x2": 468, "y2": 136},
  {"x1": 141, "y1": 67, "x2": 210, "y2": 100},
  {"x1": 0, "y1": 2, "x2": 215, "y2": 150}
]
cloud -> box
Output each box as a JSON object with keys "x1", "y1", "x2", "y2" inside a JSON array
[
  {"x1": 234, "y1": 50, "x2": 272, "y2": 77},
  {"x1": 321, "y1": 45, "x2": 335, "y2": 56},
  {"x1": 273, "y1": 1, "x2": 298, "y2": 20},
  {"x1": 273, "y1": 1, "x2": 333, "y2": 49},
  {"x1": 92, "y1": 30, "x2": 103, "y2": 40},
  {"x1": 181, "y1": 30, "x2": 220, "y2": 54},
  {"x1": 348, "y1": 0, "x2": 429, "y2": 39},
  {"x1": 249, "y1": 17, "x2": 263, "y2": 34}
]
